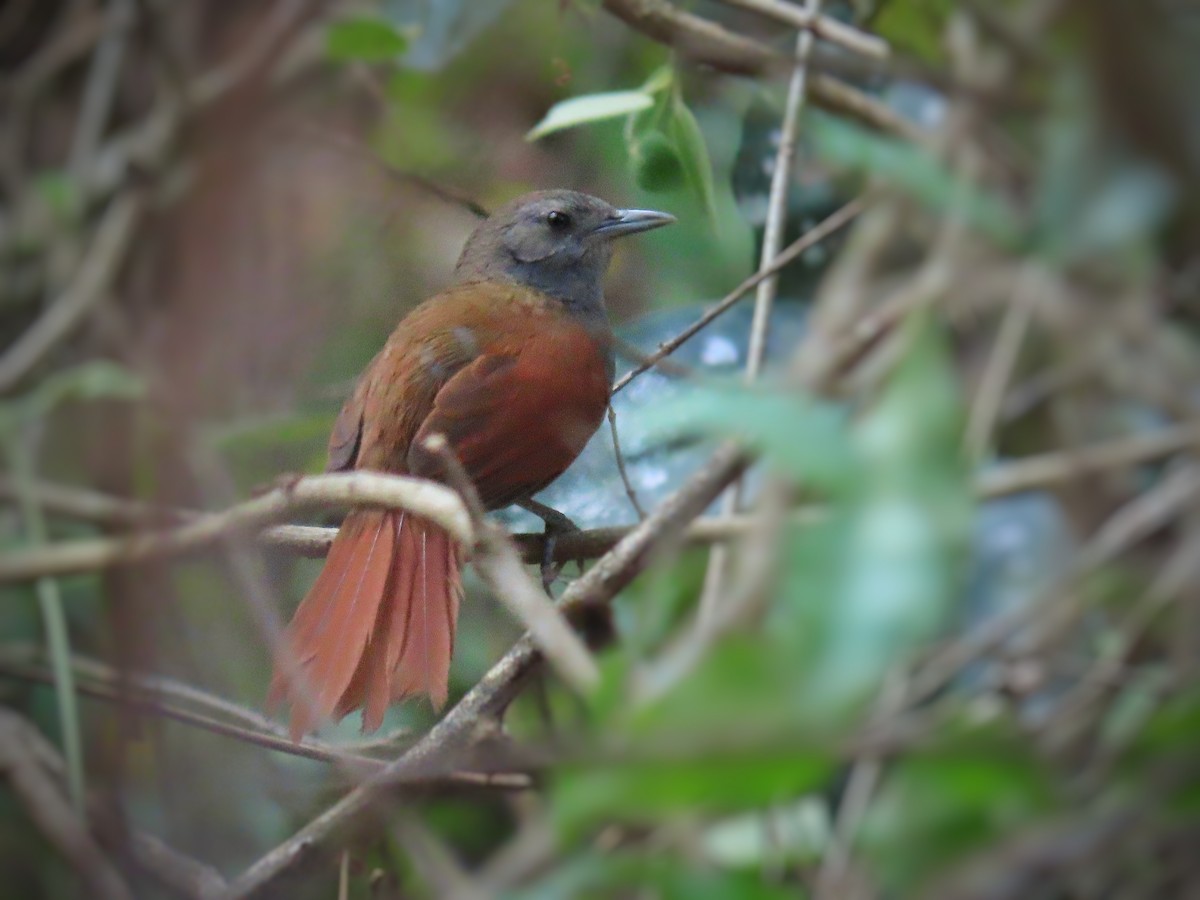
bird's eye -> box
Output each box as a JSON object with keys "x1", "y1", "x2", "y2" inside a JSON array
[{"x1": 546, "y1": 210, "x2": 571, "y2": 230}]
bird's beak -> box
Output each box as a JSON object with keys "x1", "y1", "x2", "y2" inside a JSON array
[{"x1": 592, "y1": 208, "x2": 677, "y2": 239}]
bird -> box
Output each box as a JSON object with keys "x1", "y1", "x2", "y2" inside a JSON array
[{"x1": 268, "y1": 189, "x2": 674, "y2": 737}]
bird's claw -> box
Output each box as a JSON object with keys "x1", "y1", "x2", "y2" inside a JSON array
[{"x1": 518, "y1": 500, "x2": 579, "y2": 596}]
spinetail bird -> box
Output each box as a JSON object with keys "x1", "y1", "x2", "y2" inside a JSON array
[{"x1": 268, "y1": 190, "x2": 674, "y2": 737}]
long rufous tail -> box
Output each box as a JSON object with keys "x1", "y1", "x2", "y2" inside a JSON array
[{"x1": 268, "y1": 509, "x2": 461, "y2": 739}]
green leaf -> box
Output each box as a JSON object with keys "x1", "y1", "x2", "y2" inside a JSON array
[
  {"x1": 667, "y1": 96, "x2": 719, "y2": 223},
  {"x1": 871, "y1": 0, "x2": 954, "y2": 64},
  {"x1": 527, "y1": 91, "x2": 654, "y2": 141},
  {"x1": 632, "y1": 130, "x2": 685, "y2": 192},
  {"x1": 325, "y1": 18, "x2": 408, "y2": 63},
  {"x1": 553, "y1": 750, "x2": 831, "y2": 837},
  {"x1": 809, "y1": 113, "x2": 1021, "y2": 247}
]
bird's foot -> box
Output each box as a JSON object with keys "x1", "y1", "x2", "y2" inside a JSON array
[{"x1": 517, "y1": 499, "x2": 580, "y2": 595}]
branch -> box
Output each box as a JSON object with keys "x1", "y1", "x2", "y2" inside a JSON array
[
  {"x1": 0, "y1": 647, "x2": 534, "y2": 791},
  {"x1": 600, "y1": 0, "x2": 921, "y2": 141},
  {"x1": 0, "y1": 472, "x2": 471, "y2": 583},
  {"x1": 7, "y1": 419, "x2": 1200, "y2": 584},
  {"x1": 699, "y1": 1, "x2": 823, "y2": 620},
  {"x1": 0, "y1": 193, "x2": 143, "y2": 394},
  {"x1": 0, "y1": 708, "x2": 133, "y2": 900},
  {"x1": 716, "y1": 0, "x2": 889, "y2": 60}
]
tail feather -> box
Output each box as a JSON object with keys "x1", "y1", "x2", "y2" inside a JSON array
[{"x1": 269, "y1": 508, "x2": 461, "y2": 739}]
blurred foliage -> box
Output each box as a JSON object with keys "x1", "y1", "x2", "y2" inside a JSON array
[{"x1": 1, "y1": 0, "x2": 1199, "y2": 897}]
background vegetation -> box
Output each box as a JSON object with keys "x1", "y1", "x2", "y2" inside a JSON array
[{"x1": 1, "y1": 0, "x2": 1198, "y2": 897}]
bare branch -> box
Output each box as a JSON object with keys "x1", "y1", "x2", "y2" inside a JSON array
[
  {"x1": 0, "y1": 472, "x2": 471, "y2": 584},
  {"x1": 716, "y1": 0, "x2": 890, "y2": 59},
  {"x1": 0, "y1": 709, "x2": 133, "y2": 900},
  {"x1": 700, "y1": 4, "x2": 823, "y2": 622},
  {"x1": 600, "y1": 0, "x2": 921, "y2": 140},
  {"x1": 0, "y1": 193, "x2": 142, "y2": 394}
]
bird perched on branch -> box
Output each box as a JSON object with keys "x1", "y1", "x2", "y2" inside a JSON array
[{"x1": 268, "y1": 190, "x2": 674, "y2": 737}]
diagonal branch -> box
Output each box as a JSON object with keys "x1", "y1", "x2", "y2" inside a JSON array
[{"x1": 223, "y1": 442, "x2": 748, "y2": 898}]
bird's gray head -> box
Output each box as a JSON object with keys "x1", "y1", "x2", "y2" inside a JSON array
[{"x1": 454, "y1": 190, "x2": 674, "y2": 317}]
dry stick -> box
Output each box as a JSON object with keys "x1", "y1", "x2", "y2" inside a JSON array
[
  {"x1": 294, "y1": 127, "x2": 490, "y2": 220},
  {"x1": 599, "y1": 0, "x2": 919, "y2": 141},
  {"x1": 0, "y1": 708, "x2": 134, "y2": 900},
  {"x1": 716, "y1": 0, "x2": 889, "y2": 59},
  {"x1": 974, "y1": 421, "x2": 1200, "y2": 498},
  {"x1": 423, "y1": 436, "x2": 600, "y2": 694},
  {"x1": 2, "y1": 657, "x2": 530, "y2": 787},
  {"x1": 611, "y1": 197, "x2": 865, "y2": 395},
  {"x1": 2, "y1": 643, "x2": 540, "y2": 796},
  {"x1": 5, "y1": 0, "x2": 326, "y2": 253},
  {"x1": 910, "y1": 463, "x2": 1200, "y2": 707},
  {"x1": 699, "y1": 7, "x2": 821, "y2": 625},
  {"x1": 125, "y1": 831, "x2": 228, "y2": 900},
  {"x1": 224, "y1": 443, "x2": 747, "y2": 899},
  {"x1": 607, "y1": 404, "x2": 647, "y2": 519},
  {"x1": 965, "y1": 263, "x2": 1041, "y2": 459},
  {"x1": 816, "y1": 674, "x2": 907, "y2": 898},
  {"x1": 263, "y1": 514, "x2": 795, "y2": 563},
  {"x1": 68, "y1": 0, "x2": 134, "y2": 183},
  {"x1": 0, "y1": 473, "x2": 189, "y2": 528},
  {"x1": 0, "y1": 655, "x2": 380, "y2": 769},
  {"x1": 0, "y1": 193, "x2": 142, "y2": 393},
  {"x1": 394, "y1": 816, "x2": 491, "y2": 900},
  {"x1": 0, "y1": 471, "x2": 471, "y2": 584},
  {"x1": 1042, "y1": 526, "x2": 1200, "y2": 755}
]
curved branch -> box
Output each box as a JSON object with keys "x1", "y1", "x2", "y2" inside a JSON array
[{"x1": 0, "y1": 472, "x2": 471, "y2": 584}]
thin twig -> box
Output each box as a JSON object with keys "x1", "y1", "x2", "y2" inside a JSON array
[
  {"x1": 700, "y1": 5, "x2": 821, "y2": 623},
  {"x1": 607, "y1": 405, "x2": 647, "y2": 519},
  {"x1": 395, "y1": 816, "x2": 491, "y2": 900},
  {"x1": 291, "y1": 127, "x2": 490, "y2": 219},
  {"x1": 0, "y1": 654, "x2": 384, "y2": 769},
  {"x1": 0, "y1": 193, "x2": 143, "y2": 394},
  {"x1": 68, "y1": 0, "x2": 134, "y2": 183},
  {"x1": 976, "y1": 421, "x2": 1200, "y2": 498},
  {"x1": 125, "y1": 831, "x2": 228, "y2": 900},
  {"x1": 909, "y1": 463, "x2": 1200, "y2": 705},
  {"x1": 0, "y1": 473, "x2": 187, "y2": 528},
  {"x1": 611, "y1": 197, "x2": 865, "y2": 395},
  {"x1": 816, "y1": 674, "x2": 908, "y2": 898},
  {"x1": 0, "y1": 709, "x2": 133, "y2": 900},
  {"x1": 965, "y1": 263, "x2": 1041, "y2": 459}
]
